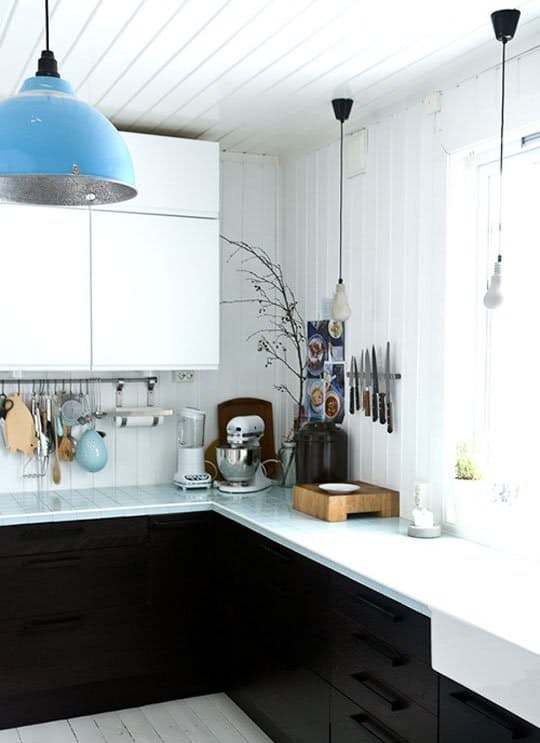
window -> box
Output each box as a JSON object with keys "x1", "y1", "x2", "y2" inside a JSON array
[{"x1": 445, "y1": 138, "x2": 540, "y2": 557}]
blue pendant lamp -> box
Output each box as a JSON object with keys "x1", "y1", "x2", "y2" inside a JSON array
[{"x1": 0, "y1": 0, "x2": 136, "y2": 206}]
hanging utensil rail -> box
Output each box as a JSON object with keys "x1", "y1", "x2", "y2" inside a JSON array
[{"x1": 0, "y1": 376, "x2": 158, "y2": 388}]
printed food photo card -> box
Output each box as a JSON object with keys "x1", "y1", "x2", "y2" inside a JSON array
[{"x1": 306, "y1": 320, "x2": 346, "y2": 424}]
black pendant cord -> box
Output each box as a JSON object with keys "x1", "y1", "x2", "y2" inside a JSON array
[
  {"x1": 497, "y1": 39, "x2": 507, "y2": 263},
  {"x1": 45, "y1": 0, "x2": 50, "y2": 51},
  {"x1": 36, "y1": 0, "x2": 59, "y2": 77},
  {"x1": 338, "y1": 119, "x2": 344, "y2": 283}
]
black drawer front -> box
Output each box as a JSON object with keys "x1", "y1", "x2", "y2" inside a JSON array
[
  {"x1": 331, "y1": 686, "x2": 435, "y2": 743},
  {"x1": 330, "y1": 573, "x2": 430, "y2": 662},
  {"x1": 0, "y1": 545, "x2": 148, "y2": 619},
  {"x1": 230, "y1": 664, "x2": 330, "y2": 743},
  {"x1": 332, "y1": 615, "x2": 437, "y2": 714},
  {"x1": 440, "y1": 676, "x2": 540, "y2": 743},
  {"x1": 0, "y1": 606, "x2": 154, "y2": 696},
  {"x1": 0, "y1": 516, "x2": 148, "y2": 556}
]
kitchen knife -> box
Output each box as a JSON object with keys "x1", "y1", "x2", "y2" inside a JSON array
[
  {"x1": 371, "y1": 346, "x2": 379, "y2": 422},
  {"x1": 349, "y1": 357, "x2": 356, "y2": 415},
  {"x1": 353, "y1": 355, "x2": 360, "y2": 412},
  {"x1": 363, "y1": 350, "x2": 371, "y2": 417},
  {"x1": 385, "y1": 341, "x2": 393, "y2": 434},
  {"x1": 373, "y1": 346, "x2": 386, "y2": 425}
]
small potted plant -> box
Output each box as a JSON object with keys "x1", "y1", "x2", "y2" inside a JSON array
[{"x1": 452, "y1": 442, "x2": 486, "y2": 537}]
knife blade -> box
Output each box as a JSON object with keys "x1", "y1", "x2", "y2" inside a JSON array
[
  {"x1": 374, "y1": 346, "x2": 386, "y2": 424},
  {"x1": 353, "y1": 356, "x2": 360, "y2": 412},
  {"x1": 349, "y1": 356, "x2": 356, "y2": 415},
  {"x1": 385, "y1": 342, "x2": 393, "y2": 434},
  {"x1": 363, "y1": 350, "x2": 371, "y2": 417},
  {"x1": 371, "y1": 346, "x2": 379, "y2": 422},
  {"x1": 359, "y1": 352, "x2": 365, "y2": 413}
]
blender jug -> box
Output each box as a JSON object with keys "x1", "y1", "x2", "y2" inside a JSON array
[{"x1": 174, "y1": 408, "x2": 213, "y2": 488}]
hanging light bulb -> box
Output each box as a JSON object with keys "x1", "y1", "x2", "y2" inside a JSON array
[
  {"x1": 0, "y1": 0, "x2": 136, "y2": 206},
  {"x1": 484, "y1": 255, "x2": 504, "y2": 309},
  {"x1": 330, "y1": 98, "x2": 353, "y2": 322},
  {"x1": 331, "y1": 279, "x2": 352, "y2": 321},
  {"x1": 483, "y1": 8, "x2": 520, "y2": 310}
]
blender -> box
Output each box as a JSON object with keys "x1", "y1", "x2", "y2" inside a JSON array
[{"x1": 174, "y1": 407, "x2": 215, "y2": 489}]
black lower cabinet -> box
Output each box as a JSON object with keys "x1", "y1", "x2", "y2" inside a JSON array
[
  {"x1": 439, "y1": 676, "x2": 540, "y2": 743},
  {"x1": 0, "y1": 511, "x2": 537, "y2": 743}
]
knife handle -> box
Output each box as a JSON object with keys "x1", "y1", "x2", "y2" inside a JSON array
[
  {"x1": 355, "y1": 384, "x2": 361, "y2": 412},
  {"x1": 372, "y1": 393, "x2": 378, "y2": 422},
  {"x1": 387, "y1": 399, "x2": 393, "y2": 434},
  {"x1": 363, "y1": 390, "x2": 371, "y2": 417},
  {"x1": 378, "y1": 393, "x2": 386, "y2": 425},
  {"x1": 349, "y1": 387, "x2": 356, "y2": 415}
]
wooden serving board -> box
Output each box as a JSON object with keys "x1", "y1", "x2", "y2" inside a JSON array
[{"x1": 293, "y1": 481, "x2": 399, "y2": 522}]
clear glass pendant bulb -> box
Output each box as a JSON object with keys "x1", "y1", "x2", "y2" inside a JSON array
[
  {"x1": 483, "y1": 256, "x2": 503, "y2": 310},
  {"x1": 331, "y1": 281, "x2": 351, "y2": 321}
]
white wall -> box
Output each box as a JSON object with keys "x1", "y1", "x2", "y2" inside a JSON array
[
  {"x1": 280, "y1": 39, "x2": 540, "y2": 522},
  {"x1": 281, "y1": 111, "x2": 447, "y2": 520},
  {"x1": 0, "y1": 152, "x2": 283, "y2": 495}
]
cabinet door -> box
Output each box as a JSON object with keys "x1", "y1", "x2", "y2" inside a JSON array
[
  {"x1": 91, "y1": 211, "x2": 219, "y2": 370},
  {"x1": 0, "y1": 204, "x2": 91, "y2": 370},
  {"x1": 101, "y1": 132, "x2": 219, "y2": 218},
  {"x1": 440, "y1": 676, "x2": 540, "y2": 743}
]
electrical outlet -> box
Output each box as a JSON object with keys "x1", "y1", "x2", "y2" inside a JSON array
[
  {"x1": 423, "y1": 90, "x2": 442, "y2": 114},
  {"x1": 174, "y1": 371, "x2": 194, "y2": 383}
]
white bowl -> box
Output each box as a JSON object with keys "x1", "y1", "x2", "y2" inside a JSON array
[{"x1": 319, "y1": 483, "x2": 360, "y2": 494}]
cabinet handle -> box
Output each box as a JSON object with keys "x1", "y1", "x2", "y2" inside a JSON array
[
  {"x1": 351, "y1": 672, "x2": 408, "y2": 711},
  {"x1": 23, "y1": 556, "x2": 82, "y2": 569},
  {"x1": 353, "y1": 632, "x2": 407, "y2": 667},
  {"x1": 350, "y1": 713, "x2": 409, "y2": 743},
  {"x1": 259, "y1": 543, "x2": 293, "y2": 563},
  {"x1": 23, "y1": 615, "x2": 83, "y2": 633},
  {"x1": 150, "y1": 519, "x2": 207, "y2": 530},
  {"x1": 451, "y1": 691, "x2": 530, "y2": 739},
  {"x1": 352, "y1": 594, "x2": 403, "y2": 623},
  {"x1": 19, "y1": 525, "x2": 85, "y2": 540}
]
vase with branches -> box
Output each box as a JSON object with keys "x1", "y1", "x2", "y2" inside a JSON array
[{"x1": 221, "y1": 235, "x2": 306, "y2": 433}]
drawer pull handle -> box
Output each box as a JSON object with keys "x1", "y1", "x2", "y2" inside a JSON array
[
  {"x1": 19, "y1": 526, "x2": 85, "y2": 540},
  {"x1": 23, "y1": 615, "x2": 82, "y2": 633},
  {"x1": 351, "y1": 672, "x2": 408, "y2": 711},
  {"x1": 150, "y1": 519, "x2": 207, "y2": 530},
  {"x1": 353, "y1": 632, "x2": 407, "y2": 667},
  {"x1": 351, "y1": 713, "x2": 409, "y2": 743},
  {"x1": 260, "y1": 543, "x2": 293, "y2": 563},
  {"x1": 352, "y1": 594, "x2": 403, "y2": 622},
  {"x1": 23, "y1": 556, "x2": 82, "y2": 569},
  {"x1": 451, "y1": 691, "x2": 530, "y2": 739}
]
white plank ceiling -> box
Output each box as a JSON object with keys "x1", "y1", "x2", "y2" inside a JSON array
[{"x1": 2, "y1": 0, "x2": 540, "y2": 155}]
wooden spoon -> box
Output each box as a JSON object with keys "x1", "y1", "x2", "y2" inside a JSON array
[{"x1": 52, "y1": 416, "x2": 61, "y2": 485}]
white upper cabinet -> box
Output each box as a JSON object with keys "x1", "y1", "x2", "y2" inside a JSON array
[
  {"x1": 91, "y1": 211, "x2": 220, "y2": 371},
  {"x1": 0, "y1": 204, "x2": 91, "y2": 370},
  {"x1": 100, "y1": 133, "x2": 220, "y2": 219}
]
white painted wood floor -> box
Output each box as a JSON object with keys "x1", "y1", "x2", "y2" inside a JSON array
[{"x1": 0, "y1": 694, "x2": 274, "y2": 743}]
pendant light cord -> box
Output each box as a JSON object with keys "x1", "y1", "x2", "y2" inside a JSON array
[
  {"x1": 497, "y1": 39, "x2": 506, "y2": 261},
  {"x1": 338, "y1": 119, "x2": 344, "y2": 283},
  {"x1": 45, "y1": 0, "x2": 50, "y2": 51}
]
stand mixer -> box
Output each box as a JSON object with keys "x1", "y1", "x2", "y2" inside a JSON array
[{"x1": 216, "y1": 415, "x2": 275, "y2": 494}]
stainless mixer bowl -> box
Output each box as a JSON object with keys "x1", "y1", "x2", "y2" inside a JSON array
[{"x1": 216, "y1": 445, "x2": 261, "y2": 483}]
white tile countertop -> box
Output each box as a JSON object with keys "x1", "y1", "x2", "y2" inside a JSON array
[{"x1": 0, "y1": 483, "x2": 539, "y2": 724}]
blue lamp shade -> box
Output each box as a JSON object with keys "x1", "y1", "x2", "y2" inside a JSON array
[{"x1": 0, "y1": 76, "x2": 136, "y2": 206}]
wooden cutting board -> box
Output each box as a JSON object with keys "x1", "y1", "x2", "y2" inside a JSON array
[
  {"x1": 5, "y1": 395, "x2": 37, "y2": 456},
  {"x1": 293, "y1": 481, "x2": 399, "y2": 522}
]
